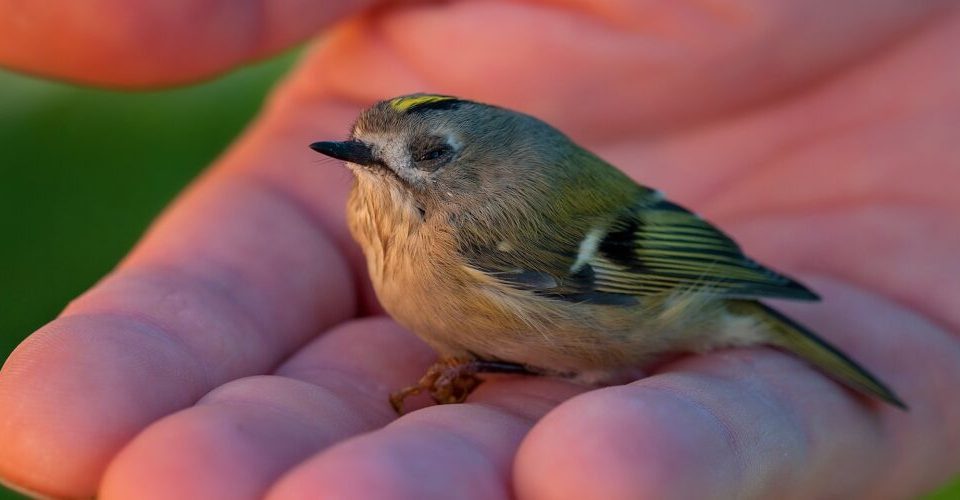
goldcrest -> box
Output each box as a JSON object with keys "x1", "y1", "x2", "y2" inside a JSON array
[{"x1": 310, "y1": 94, "x2": 905, "y2": 413}]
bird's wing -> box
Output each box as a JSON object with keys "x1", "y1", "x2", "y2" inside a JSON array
[{"x1": 465, "y1": 194, "x2": 819, "y2": 304}]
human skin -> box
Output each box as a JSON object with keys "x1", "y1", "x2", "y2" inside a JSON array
[{"x1": 1, "y1": 0, "x2": 959, "y2": 498}]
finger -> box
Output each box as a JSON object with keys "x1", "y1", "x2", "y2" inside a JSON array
[
  {"x1": 514, "y1": 277, "x2": 960, "y2": 499},
  {"x1": 0, "y1": 92, "x2": 365, "y2": 496},
  {"x1": 315, "y1": 1, "x2": 949, "y2": 141},
  {"x1": 602, "y1": 7, "x2": 960, "y2": 208},
  {"x1": 99, "y1": 317, "x2": 434, "y2": 500},
  {"x1": 265, "y1": 379, "x2": 585, "y2": 499},
  {"x1": 0, "y1": 0, "x2": 380, "y2": 86},
  {"x1": 678, "y1": 10, "x2": 960, "y2": 335}
]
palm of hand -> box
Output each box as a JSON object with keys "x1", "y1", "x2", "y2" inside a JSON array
[{"x1": 1, "y1": 2, "x2": 958, "y2": 499}]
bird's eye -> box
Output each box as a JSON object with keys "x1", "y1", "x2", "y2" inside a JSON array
[
  {"x1": 411, "y1": 137, "x2": 454, "y2": 171},
  {"x1": 414, "y1": 145, "x2": 450, "y2": 163}
]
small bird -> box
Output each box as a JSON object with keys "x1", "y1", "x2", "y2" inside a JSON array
[{"x1": 310, "y1": 94, "x2": 906, "y2": 414}]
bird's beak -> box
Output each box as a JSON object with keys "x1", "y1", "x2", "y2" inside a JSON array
[{"x1": 309, "y1": 140, "x2": 376, "y2": 167}]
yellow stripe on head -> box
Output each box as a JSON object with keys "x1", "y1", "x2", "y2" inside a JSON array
[{"x1": 389, "y1": 94, "x2": 459, "y2": 112}]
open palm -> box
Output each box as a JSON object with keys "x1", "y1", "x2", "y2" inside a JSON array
[{"x1": 1, "y1": 1, "x2": 958, "y2": 498}]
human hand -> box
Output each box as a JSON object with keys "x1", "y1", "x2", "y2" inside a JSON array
[{"x1": 1, "y1": 1, "x2": 958, "y2": 498}]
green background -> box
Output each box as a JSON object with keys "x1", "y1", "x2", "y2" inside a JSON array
[
  {"x1": 0, "y1": 52, "x2": 957, "y2": 499},
  {"x1": 0, "y1": 52, "x2": 296, "y2": 498}
]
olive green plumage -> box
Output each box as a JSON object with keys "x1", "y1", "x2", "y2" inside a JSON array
[{"x1": 310, "y1": 93, "x2": 905, "y2": 410}]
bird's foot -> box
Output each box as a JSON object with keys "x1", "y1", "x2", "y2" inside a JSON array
[
  {"x1": 390, "y1": 357, "x2": 480, "y2": 414},
  {"x1": 389, "y1": 358, "x2": 535, "y2": 414}
]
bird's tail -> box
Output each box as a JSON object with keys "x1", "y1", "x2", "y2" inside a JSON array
[{"x1": 729, "y1": 300, "x2": 907, "y2": 410}]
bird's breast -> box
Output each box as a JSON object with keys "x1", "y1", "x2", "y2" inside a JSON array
[{"x1": 344, "y1": 182, "x2": 742, "y2": 376}]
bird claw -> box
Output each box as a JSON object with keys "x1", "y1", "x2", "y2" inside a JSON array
[{"x1": 389, "y1": 357, "x2": 482, "y2": 415}]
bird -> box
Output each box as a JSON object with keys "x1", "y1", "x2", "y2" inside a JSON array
[{"x1": 309, "y1": 93, "x2": 906, "y2": 414}]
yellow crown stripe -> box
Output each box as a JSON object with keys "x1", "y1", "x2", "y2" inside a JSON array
[{"x1": 389, "y1": 95, "x2": 457, "y2": 112}]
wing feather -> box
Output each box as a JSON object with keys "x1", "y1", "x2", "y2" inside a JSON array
[
  {"x1": 586, "y1": 199, "x2": 818, "y2": 301},
  {"x1": 456, "y1": 153, "x2": 816, "y2": 303}
]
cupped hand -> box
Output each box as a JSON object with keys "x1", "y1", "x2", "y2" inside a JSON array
[{"x1": 1, "y1": 1, "x2": 959, "y2": 498}]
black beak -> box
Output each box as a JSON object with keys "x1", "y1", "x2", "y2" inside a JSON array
[{"x1": 309, "y1": 140, "x2": 376, "y2": 166}]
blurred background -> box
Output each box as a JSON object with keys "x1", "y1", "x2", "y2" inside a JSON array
[
  {"x1": 0, "y1": 52, "x2": 296, "y2": 361},
  {"x1": 0, "y1": 51, "x2": 957, "y2": 499},
  {"x1": 0, "y1": 51, "x2": 295, "y2": 499}
]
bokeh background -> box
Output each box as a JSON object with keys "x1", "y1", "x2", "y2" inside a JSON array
[{"x1": 0, "y1": 51, "x2": 957, "y2": 499}]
